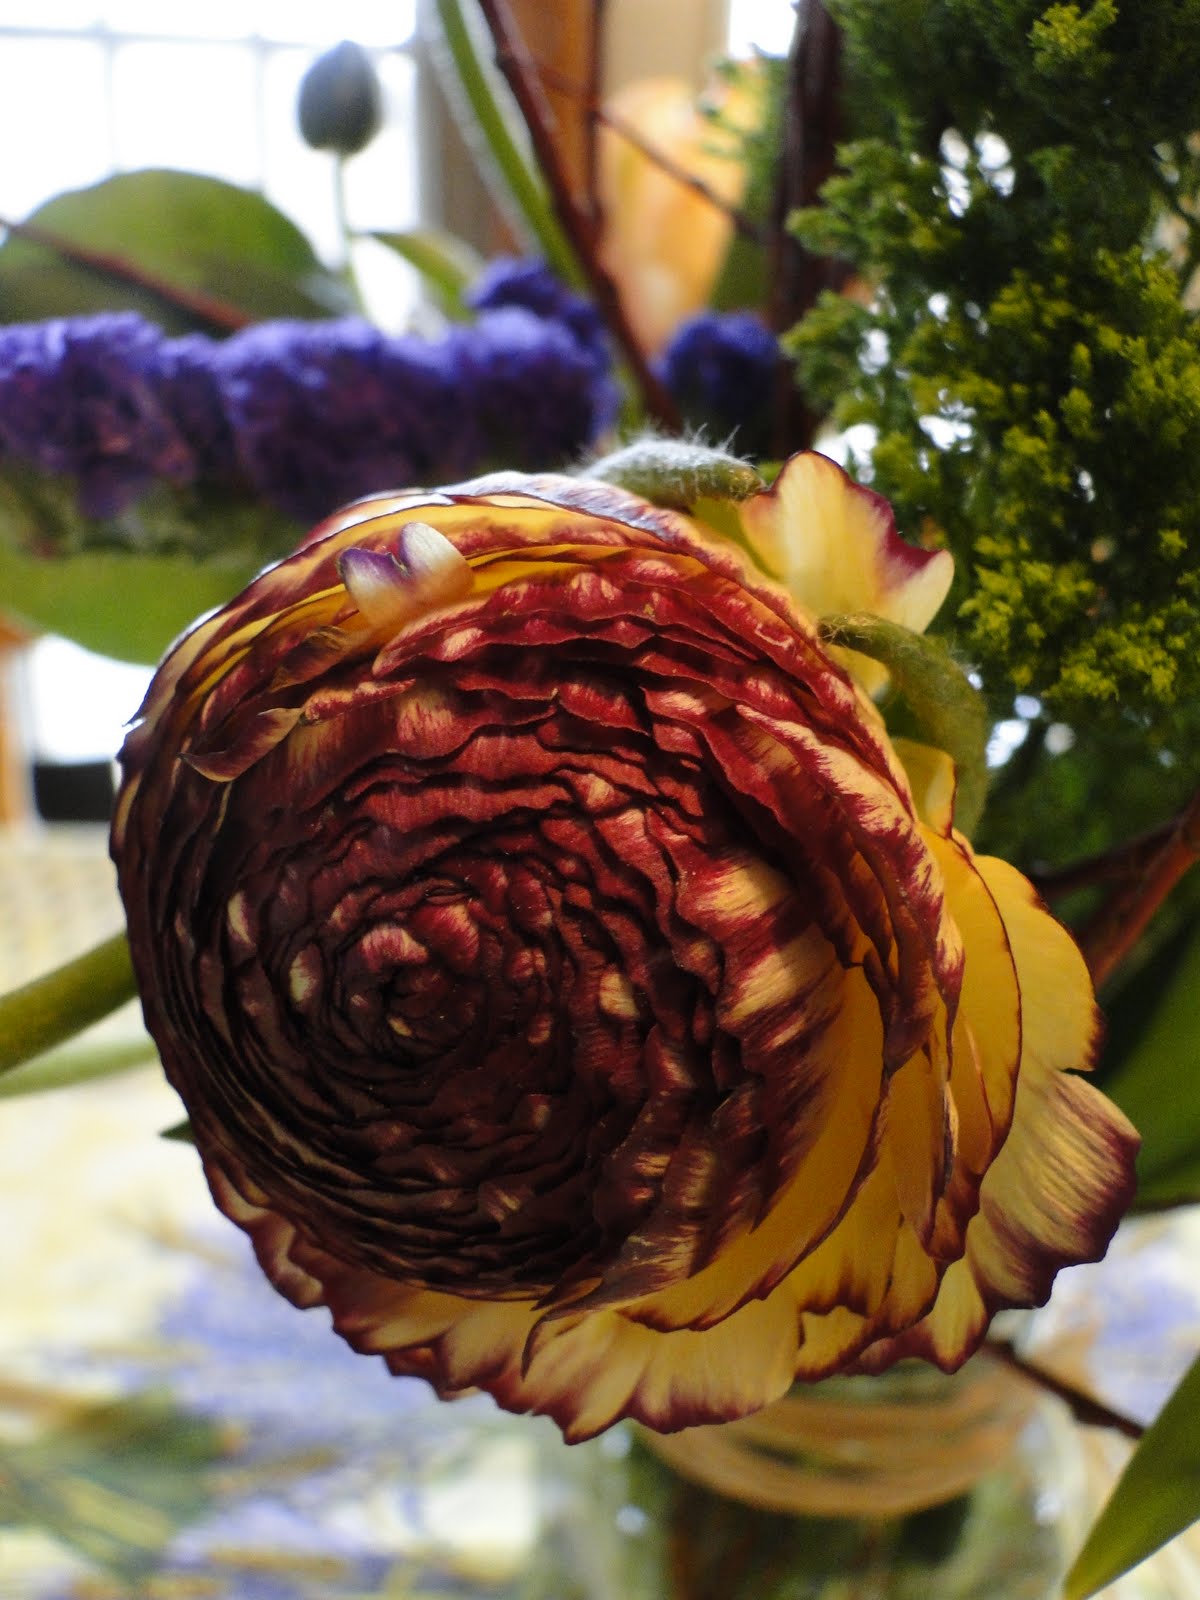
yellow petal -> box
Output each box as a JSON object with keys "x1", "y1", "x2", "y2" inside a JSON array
[{"x1": 732, "y1": 454, "x2": 954, "y2": 695}]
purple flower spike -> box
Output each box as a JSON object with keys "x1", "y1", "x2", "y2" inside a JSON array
[
  {"x1": 217, "y1": 319, "x2": 479, "y2": 525},
  {"x1": 467, "y1": 256, "x2": 612, "y2": 372},
  {"x1": 0, "y1": 312, "x2": 194, "y2": 516}
]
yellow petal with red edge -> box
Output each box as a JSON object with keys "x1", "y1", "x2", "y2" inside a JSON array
[
  {"x1": 851, "y1": 852, "x2": 1138, "y2": 1372},
  {"x1": 731, "y1": 453, "x2": 954, "y2": 695}
]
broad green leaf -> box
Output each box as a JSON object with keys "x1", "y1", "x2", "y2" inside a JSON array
[
  {"x1": 0, "y1": 169, "x2": 353, "y2": 329},
  {"x1": 0, "y1": 1393, "x2": 228, "y2": 1580},
  {"x1": 1098, "y1": 914, "x2": 1200, "y2": 1209},
  {"x1": 0, "y1": 538, "x2": 260, "y2": 663},
  {"x1": 0, "y1": 467, "x2": 293, "y2": 662},
  {"x1": 1065, "y1": 1353, "x2": 1200, "y2": 1598},
  {"x1": 819, "y1": 612, "x2": 990, "y2": 835},
  {"x1": 370, "y1": 226, "x2": 484, "y2": 319}
]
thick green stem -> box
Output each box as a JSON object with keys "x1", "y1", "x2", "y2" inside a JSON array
[{"x1": 0, "y1": 932, "x2": 138, "y2": 1076}]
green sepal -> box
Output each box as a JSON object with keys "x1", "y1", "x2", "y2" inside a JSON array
[
  {"x1": 1064, "y1": 1351, "x2": 1200, "y2": 1598},
  {"x1": 819, "y1": 612, "x2": 990, "y2": 836},
  {"x1": 161, "y1": 1120, "x2": 196, "y2": 1144},
  {"x1": 586, "y1": 439, "x2": 764, "y2": 510}
]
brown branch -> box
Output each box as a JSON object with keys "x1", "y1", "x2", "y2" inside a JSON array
[
  {"x1": 988, "y1": 1339, "x2": 1145, "y2": 1441},
  {"x1": 475, "y1": 0, "x2": 681, "y2": 429},
  {"x1": 583, "y1": 1, "x2": 606, "y2": 229},
  {"x1": 0, "y1": 215, "x2": 253, "y2": 335},
  {"x1": 529, "y1": 60, "x2": 763, "y2": 241},
  {"x1": 1081, "y1": 784, "x2": 1200, "y2": 990},
  {"x1": 1030, "y1": 816, "x2": 1177, "y2": 902},
  {"x1": 768, "y1": 0, "x2": 847, "y2": 456}
]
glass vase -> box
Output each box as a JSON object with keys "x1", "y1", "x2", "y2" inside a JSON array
[{"x1": 521, "y1": 1350, "x2": 1088, "y2": 1600}]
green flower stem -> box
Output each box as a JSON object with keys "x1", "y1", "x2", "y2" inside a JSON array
[
  {"x1": 433, "y1": 0, "x2": 582, "y2": 287},
  {"x1": 0, "y1": 1038, "x2": 155, "y2": 1099},
  {"x1": 332, "y1": 154, "x2": 367, "y2": 314},
  {"x1": 0, "y1": 932, "x2": 138, "y2": 1077}
]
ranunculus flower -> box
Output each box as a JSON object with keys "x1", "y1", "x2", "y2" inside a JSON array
[{"x1": 112, "y1": 453, "x2": 1138, "y2": 1441}]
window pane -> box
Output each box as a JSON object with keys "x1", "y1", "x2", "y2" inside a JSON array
[
  {"x1": 0, "y1": 39, "x2": 111, "y2": 216},
  {"x1": 250, "y1": 0, "x2": 416, "y2": 47},
  {"x1": 111, "y1": 41, "x2": 260, "y2": 185},
  {"x1": 0, "y1": 3, "x2": 103, "y2": 29},
  {"x1": 97, "y1": 0, "x2": 414, "y2": 43}
]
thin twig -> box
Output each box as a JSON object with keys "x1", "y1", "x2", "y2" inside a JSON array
[
  {"x1": 529, "y1": 59, "x2": 763, "y2": 240},
  {"x1": 1081, "y1": 784, "x2": 1200, "y2": 989},
  {"x1": 988, "y1": 1339, "x2": 1145, "y2": 1441},
  {"x1": 475, "y1": 0, "x2": 681, "y2": 428},
  {"x1": 0, "y1": 214, "x2": 253, "y2": 334}
]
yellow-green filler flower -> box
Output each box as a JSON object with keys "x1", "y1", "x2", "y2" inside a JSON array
[{"x1": 111, "y1": 453, "x2": 1138, "y2": 1441}]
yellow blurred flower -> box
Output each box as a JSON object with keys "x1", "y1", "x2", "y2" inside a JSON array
[{"x1": 597, "y1": 67, "x2": 764, "y2": 355}]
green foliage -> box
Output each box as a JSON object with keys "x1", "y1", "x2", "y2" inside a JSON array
[
  {"x1": 0, "y1": 169, "x2": 354, "y2": 328},
  {"x1": 1064, "y1": 1352, "x2": 1200, "y2": 1597},
  {"x1": 1096, "y1": 912, "x2": 1200, "y2": 1207},
  {"x1": 370, "y1": 226, "x2": 485, "y2": 320},
  {"x1": 0, "y1": 1393, "x2": 228, "y2": 1580},
  {"x1": 790, "y1": 0, "x2": 1200, "y2": 862},
  {"x1": 0, "y1": 466, "x2": 294, "y2": 663}
]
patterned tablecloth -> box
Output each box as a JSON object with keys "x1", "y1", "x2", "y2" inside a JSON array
[{"x1": 1, "y1": 825, "x2": 1198, "y2": 1599}]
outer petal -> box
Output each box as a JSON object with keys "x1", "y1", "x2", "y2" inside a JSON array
[
  {"x1": 730, "y1": 453, "x2": 954, "y2": 695},
  {"x1": 852, "y1": 852, "x2": 1139, "y2": 1373}
]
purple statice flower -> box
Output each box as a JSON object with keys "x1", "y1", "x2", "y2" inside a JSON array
[
  {"x1": 216, "y1": 318, "x2": 479, "y2": 524},
  {"x1": 467, "y1": 255, "x2": 612, "y2": 373},
  {"x1": 0, "y1": 312, "x2": 194, "y2": 516},
  {"x1": 659, "y1": 310, "x2": 781, "y2": 458},
  {"x1": 154, "y1": 332, "x2": 238, "y2": 482},
  {"x1": 454, "y1": 306, "x2": 618, "y2": 471}
]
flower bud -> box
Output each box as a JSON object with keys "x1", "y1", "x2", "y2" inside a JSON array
[{"x1": 297, "y1": 41, "x2": 383, "y2": 158}]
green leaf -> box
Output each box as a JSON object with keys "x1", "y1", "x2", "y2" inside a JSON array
[
  {"x1": 0, "y1": 1393, "x2": 228, "y2": 1580},
  {"x1": 0, "y1": 538, "x2": 260, "y2": 663},
  {"x1": 370, "y1": 227, "x2": 484, "y2": 319},
  {"x1": 1065, "y1": 1353, "x2": 1200, "y2": 1598},
  {"x1": 818, "y1": 612, "x2": 990, "y2": 836},
  {"x1": 587, "y1": 439, "x2": 764, "y2": 507},
  {"x1": 0, "y1": 467, "x2": 291, "y2": 663},
  {"x1": 0, "y1": 169, "x2": 353, "y2": 329},
  {"x1": 1099, "y1": 915, "x2": 1200, "y2": 1209},
  {"x1": 430, "y1": 0, "x2": 583, "y2": 288}
]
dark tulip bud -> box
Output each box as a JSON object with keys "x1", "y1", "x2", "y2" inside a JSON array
[{"x1": 297, "y1": 40, "x2": 383, "y2": 157}]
